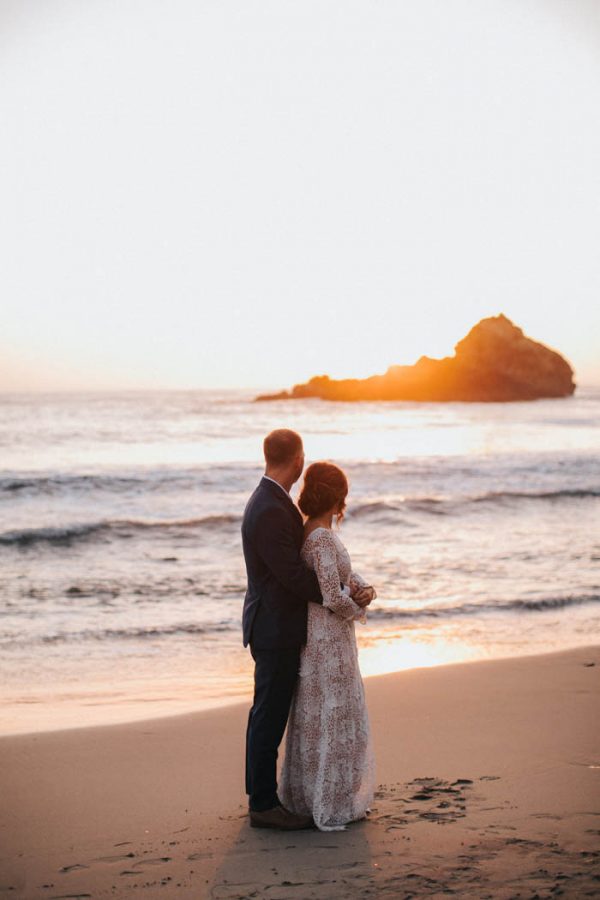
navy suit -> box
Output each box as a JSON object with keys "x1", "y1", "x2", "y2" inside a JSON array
[{"x1": 241, "y1": 476, "x2": 323, "y2": 811}]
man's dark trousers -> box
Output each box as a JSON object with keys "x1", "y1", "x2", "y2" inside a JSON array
[{"x1": 245, "y1": 645, "x2": 301, "y2": 811}]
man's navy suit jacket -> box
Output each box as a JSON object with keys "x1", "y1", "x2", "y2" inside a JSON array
[{"x1": 241, "y1": 476, "x2": 323, "y2": 649}]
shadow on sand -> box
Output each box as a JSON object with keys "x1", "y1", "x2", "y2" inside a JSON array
[{"x1": 208, "y1": 813, "x2": 376, "y2": 900}]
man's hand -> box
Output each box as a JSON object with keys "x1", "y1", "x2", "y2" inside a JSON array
[{"x1": 352, "y1": 586, "x2": 376, "y2": 608}]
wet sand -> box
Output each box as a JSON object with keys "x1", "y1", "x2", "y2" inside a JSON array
[{"x1": 1, "y1": 644, "x2": 598, "y2": 899}]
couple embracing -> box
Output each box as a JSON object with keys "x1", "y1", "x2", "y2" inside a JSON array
[{"x1": 242, "y1": 428, "x2": 376, "y2": 832}]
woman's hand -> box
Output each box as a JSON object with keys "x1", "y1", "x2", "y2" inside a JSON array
[{"x1": 353, "y1": 585, "x2": 376, "y2": 608}]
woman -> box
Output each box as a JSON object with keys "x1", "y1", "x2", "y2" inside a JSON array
[{"x1": 279, "y1": 461, "x2": 376, "y2": 831}]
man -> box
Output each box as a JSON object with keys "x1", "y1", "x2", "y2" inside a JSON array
[{"x1": 241, "y1": 428, "x2": 370, "y2": 830}]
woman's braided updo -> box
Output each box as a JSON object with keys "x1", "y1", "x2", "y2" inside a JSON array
[{"x1": 298, "y1": 461, "x2": 349, "y2": 521}]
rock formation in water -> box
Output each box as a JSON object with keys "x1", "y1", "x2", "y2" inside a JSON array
[{"x1": 256, "y1": 314, "x2": 576, "y2": 402}]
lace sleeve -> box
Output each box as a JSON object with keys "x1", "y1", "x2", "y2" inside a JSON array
[{"x1": 310, "y1": 530, "x2": 366, "y2": 622}]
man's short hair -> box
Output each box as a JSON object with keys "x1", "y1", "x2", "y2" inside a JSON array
[{"x1": 263, "y1": 429, "x2": 303, "y2": 466}]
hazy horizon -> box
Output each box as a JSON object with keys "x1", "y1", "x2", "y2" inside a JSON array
[{"x1": 2, "y1": 377, "x2": 600, "y2": 396}]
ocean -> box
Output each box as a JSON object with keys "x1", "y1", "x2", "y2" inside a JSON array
[{"x1": 1, "y1": 387, "x2": 599, "y2": 735}]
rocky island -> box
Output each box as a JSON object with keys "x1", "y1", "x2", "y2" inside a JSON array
[{"x1": 256, "y1": 314, "x2": 576, "y2": 403}]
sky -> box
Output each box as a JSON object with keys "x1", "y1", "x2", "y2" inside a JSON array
[{"x1": 1, "y1": 0, "x2": 599, "y2": 391}]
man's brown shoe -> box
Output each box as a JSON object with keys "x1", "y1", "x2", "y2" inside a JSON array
[{"x1": 249, "y1": 805, "x2": 313, "y2": 830}]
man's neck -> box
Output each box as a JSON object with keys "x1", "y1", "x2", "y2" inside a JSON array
[{"x1": 264, "y1": 470, "x2": 294, "y2": 494}]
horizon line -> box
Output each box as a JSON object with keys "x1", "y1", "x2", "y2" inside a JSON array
[{"x1": 1, "y1": 381, "x2": 600, "y2": 396}]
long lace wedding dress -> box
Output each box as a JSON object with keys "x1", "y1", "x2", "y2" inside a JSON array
[{"x1": 278, "y1": 526, "x2": 376, "y2": 831}]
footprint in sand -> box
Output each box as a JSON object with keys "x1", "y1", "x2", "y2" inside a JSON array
[
  {"x1": 49, "y1": 894, "x2": 92, "y2": 899},
  {"x1": 372, "y1": 777, "x2": 474, "y2": 829},
  {"x1": 504, "y1": 837, "x2": 546, "y2": 849},
  {"x1": 131, "y1": 856, "x2": 172, "y2": 867}
]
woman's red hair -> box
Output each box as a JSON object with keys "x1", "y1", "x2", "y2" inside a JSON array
[{"x1": 298, "y1": 462, "x2": 348, "y2": 520}]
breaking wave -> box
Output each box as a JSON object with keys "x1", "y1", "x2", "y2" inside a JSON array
[{"x1": 0, "y1": 515, "x2": 241, "y2": 547}]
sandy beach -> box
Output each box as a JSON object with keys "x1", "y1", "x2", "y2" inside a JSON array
[{"x1": 1, "y1": 644, "x2": 598, "y2": 899}]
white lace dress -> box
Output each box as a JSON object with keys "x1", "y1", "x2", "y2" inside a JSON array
[{"x1": 278, "y1": 527, "x2": 376, "y2": 831}]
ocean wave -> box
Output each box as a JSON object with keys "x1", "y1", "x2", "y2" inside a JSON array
[
  {"x1": 474, "y1": 488, "x2": 600, "y2": 503},
  {"x1": 0, "y1": 467, "x2": 257, "y2": 498},
  {"x1": 346, "y1": 500, "x2": 413, "y2": 524},
  {"x1": 348, "y1": 488, "x2": 600, "y2": 519},
  {"x1": 34, "y1": 621, "x2": 233, "y2": 644},
  {"x1": 0, "y1": 474, "x2": 149, "y2": 495},
  {"x1": 347, "y1": 497, "x2": 454, "y2": 519},
  {"x1": 369, "y1": 593, "x2": 600, "y2": 620},
  {"x1": 2, "y1": 593, "x2": 597, "y2": 649},
  {"x1": 0, "y1": 515, "x2": 241, "y2": 547},
  {"x1": 4, "y1": 486, "x2": 597, "y2": 546}
]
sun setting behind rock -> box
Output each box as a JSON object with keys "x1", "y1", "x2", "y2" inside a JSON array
[{"x1": 256, "y1": 314, "x2": 576, "y2": 403}]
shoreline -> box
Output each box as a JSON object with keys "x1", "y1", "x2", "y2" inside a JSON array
[
  {"x1": 1, "y1": 643, "x2": 598, "y2": 898},
  {"x1": 2, "y1": 638, "x2": 597, "y2": 739}
]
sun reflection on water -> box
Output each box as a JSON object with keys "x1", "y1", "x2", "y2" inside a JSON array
[{"x1": 357, "y1": 630, "x2": 484, "y2": 678}]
